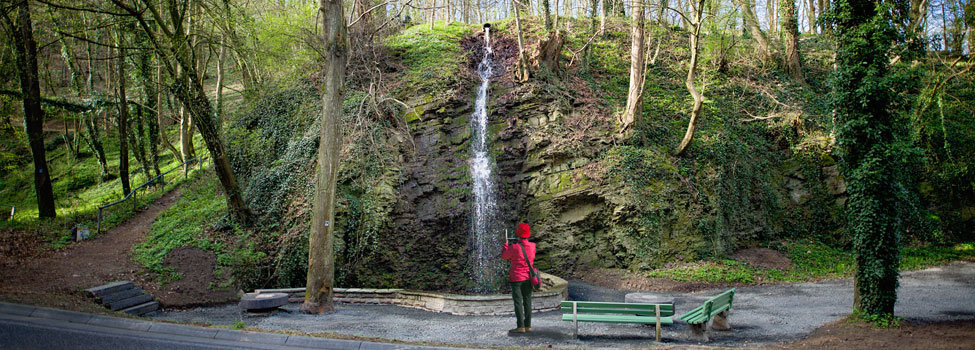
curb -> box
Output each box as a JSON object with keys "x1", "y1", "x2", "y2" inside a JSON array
[{"x1": 0, "y1": 302, "x2": 474, "y2": 350}]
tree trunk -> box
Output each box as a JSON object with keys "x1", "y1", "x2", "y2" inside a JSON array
[
  {"x1": 179, "y1": 74, "x2": 195, "y2": 173},
  {"x1": 116, "y1": 34, "x2": 131, "y2": 196},
  {"x1": 675, "y1": 0, "x2": 705, "y2": 156},
  {"x1": 302, "y1": 0, "x2": 347, "y2": 315},
  {"x1": 599, "y1": 0, "x2": 606, "y2": 35},
  {"x1": 157, "y1": 63, "x2": 181, "y2": 163},
  {"x1": 650, "y1": 0, "x2": 666, "y2": 65},
  {"x1": 6, "y1": 0, "x2": 56, "y2": 218},
  {"x1": 129, "y1": 105, "x2": 152, "y2": 182},
  {"x1": 621, "y1": 0, "x2": 647, "y2": 131},
  {"x1": 430, "y1": 0, "x2": 436, "y2": 30},
  {"x1": 141, "y1": 47, "x2": 161, "y2": 179},
  {"x1": 734, "y1": 0, "x2": 771, "y2": 61},
  {"x1": 543, "y1": 0, "x2": 552, "y2": 30},
  {"x1": 216, "y1": 35, "x2": 227, "y2": 128},
  {"x1": 804, "y1": 0, "x2": 816, "y2": 33},
  {"x1": 554, "y1": 0, "x2": 559, "y2": 29},
  {"x1": 589, "y1": 0, "x2": 598, "y2": 32},
  {"x1": 513, "y1": 0, "x2": 530, "y2": 81},
  {"x1": 781, "y1": 0, "x2": 803, "y2": 81}
]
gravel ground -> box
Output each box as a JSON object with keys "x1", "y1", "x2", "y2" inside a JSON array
[{"x1": 152, "y1": 262, "x2": 975, "y2": 348}]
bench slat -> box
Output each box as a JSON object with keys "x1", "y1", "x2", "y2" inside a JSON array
[
  {"x1": 560, "y1": 301, "x2": 674, "y2": 311},
  {"x1": 559, "y1": 306, "x2": 675, "y2": 317},
  {"x1": 561, "y1": 314, "x2": 674, "y2": 325}
]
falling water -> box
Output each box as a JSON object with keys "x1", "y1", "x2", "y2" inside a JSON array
[{"x1": 470, "y1": 25, "x2": 503, "y2": 293}]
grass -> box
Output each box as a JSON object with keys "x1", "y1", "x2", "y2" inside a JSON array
[
  {"x1": 132, "y1": 173, "x2": 227, "y2": 274},
  {"x1": 644, "y1": 240, "x2": 975, "y2": 284},
  {"x1": 0, "y1": 123, "x2": 208, "y2": 248},
  {"x1": 385, "y1": 21, "x2": 472, "y2": 94}
]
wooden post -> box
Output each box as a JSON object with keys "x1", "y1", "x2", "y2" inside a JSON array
[{"x1": 654, "y1": 304, "x2": 661, "y2": 341}]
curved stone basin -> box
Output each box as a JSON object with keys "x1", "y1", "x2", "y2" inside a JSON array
[
  {"x1": 256, "y1": 272, "x2": 567, "y2": 316},
  {"x1": 335, "y1": 272, "x2": 568, "y2": 315}
]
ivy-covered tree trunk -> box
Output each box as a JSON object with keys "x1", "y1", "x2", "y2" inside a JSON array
[
  {"x1": 833, "y1": 0, "x2": 904, "y2": 319},
  {"x1": 780, "y1": 0, "x2": 803, "y2": 81},
  {"x1": 302, "y1": 0, "x2": 347, "y2": 315},
  {"x1": 5, "y1": 0, "x2": 56, "y2": 218}
]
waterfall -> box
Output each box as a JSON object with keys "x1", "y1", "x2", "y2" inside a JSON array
[{"x1": 470, "y1": 25, "x2": 502, "y2": 293}]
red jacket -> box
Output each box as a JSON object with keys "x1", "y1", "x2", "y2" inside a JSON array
[{"x1": 501, "y1": 240, "x2": 536, "y2": 282}]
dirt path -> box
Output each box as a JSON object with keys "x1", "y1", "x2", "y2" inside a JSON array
[{"x1": 0, "y1": 189, "x2": 230, "y2": 312}]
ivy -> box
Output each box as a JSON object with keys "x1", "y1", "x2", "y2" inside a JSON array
[{"x1": 831, "y1": 0, "x2": 916, "y2": 319}]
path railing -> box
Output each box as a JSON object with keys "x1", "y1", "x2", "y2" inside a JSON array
[{"x1": 96, "y1": 151, "x2": 210, "y2": 233}]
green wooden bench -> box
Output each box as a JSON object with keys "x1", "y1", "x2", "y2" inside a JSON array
[
  {"x1": 560, "y1": 301, "x2": 674, "y2": 341},
  {"x1": 677, "y1": 288, "x2": 735, "y2": 341}
]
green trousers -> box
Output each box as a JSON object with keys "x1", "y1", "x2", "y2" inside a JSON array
[{"x1": 511, "y1": 281, "x2": 533, "y2": 328}]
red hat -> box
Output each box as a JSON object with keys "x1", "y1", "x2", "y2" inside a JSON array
[{"x1": 516, "y1": 223, "x2": 531, "y2": 238}]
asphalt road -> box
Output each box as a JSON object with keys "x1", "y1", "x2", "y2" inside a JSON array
[
  {"x1": 0, "y1": 303, "x2": 449, "y2": 350},
  {"x1": 0, "y1": 315, "x2": 304, "y2": 350}
]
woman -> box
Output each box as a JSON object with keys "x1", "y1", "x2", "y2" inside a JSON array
[{"x1": 501, "y1": 222, "x2": 536, "y2": 333}]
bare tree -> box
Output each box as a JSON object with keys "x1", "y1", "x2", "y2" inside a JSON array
[
  {"x1": 111, "y1": 0, "x2": 251, "y2": 224},
  {"x1": 804, "y1": 0, "x2": 815, "y2": 33},
  {"x1": 621, "y1": 0, "x2": 647, "y2": 131},
  {"x1": 301, "y1": 0, "x2": 348, "y2": 315},
  {"x1": 675, "y1": 0, "x2": 705, "y2": 156},
  {"x1": 513, "y1": 0, "x2": 530, "y2": 81},
  {"x1": 733, "y1": 0, "x2": 771, "y2": 61}
]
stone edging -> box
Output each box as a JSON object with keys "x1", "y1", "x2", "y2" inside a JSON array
[{"x1": 261, "y1": 272, "x2": 569, "y2": 316}]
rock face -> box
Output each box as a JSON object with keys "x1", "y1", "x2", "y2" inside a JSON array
[{"x1": 230, "y1": 32, "x2": 849, "y2": 292}]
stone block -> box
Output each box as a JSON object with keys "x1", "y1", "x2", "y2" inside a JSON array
[
  {"x1": 121, "y1": 301, "x2": 158, "y2": 316},
  {"x1": 84, "y1": 281, "x2": 134, "y2": 298},
  {"x1": 99, "y1": 288, "x2": 143, "y2": 304},
  {"x1": 108, "y1": 293, "x2": 153, "y2": 311},
  {"x1": 711, "y1": 311, "x2": 731, "y2": 331},
  {"x1": 239, "y1": 293, "x2": 288, "y2": 311}
]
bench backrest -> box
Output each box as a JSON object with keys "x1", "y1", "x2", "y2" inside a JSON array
[
  {"x1": 705, "y1": 288, "x2": 734, "y2": 317},
  {"x1": 560, "y1": 301, "x2": 675, "y2": 317}
]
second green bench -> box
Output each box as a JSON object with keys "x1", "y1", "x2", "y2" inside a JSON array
[
  {"x1": 561, "y1": 301, "x2": 674, "y2": 341},
  {"x1": 677, "y1": 288, "x2": 735, "y2": 341}
]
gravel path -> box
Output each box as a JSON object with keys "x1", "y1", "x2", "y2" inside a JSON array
[{"x1": 152, "y1": 262, "x2": 975, "y2": 348}]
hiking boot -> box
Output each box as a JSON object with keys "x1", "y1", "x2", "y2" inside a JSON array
[
  {"x1": 509, "y1": 328, "x2": 527, "y2": 333},
  {"x1": 525, "y1": 327, "x2": 532, "y2": 332}
]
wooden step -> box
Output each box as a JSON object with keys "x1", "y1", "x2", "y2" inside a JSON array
[
  {"x1": 98, "y1": 288, "x2": 143, "y2": 305},
  {"x1": 121, "y1": 301, "x2": 159, "y2": 316},
  {"x1": 85, "y1": 281, "x2": 134, "y2": 298},
  {"x1": 107, "y1": 293, "x2": 153, "y2": 311}
]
